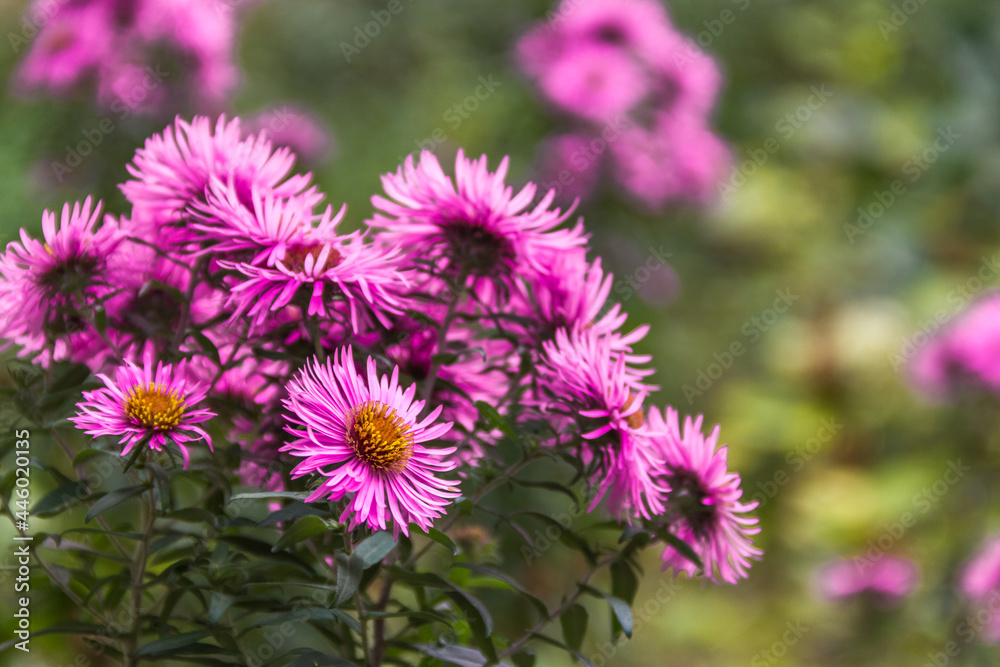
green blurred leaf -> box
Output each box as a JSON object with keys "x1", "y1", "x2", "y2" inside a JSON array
[
  {"x1": 85, "y1": 484, "x2": 146, "y2": 523},
  {"x1": 560, "y1": 603, "x2": 589, "y2": 653},
  {"x1": 579, "y1": 584, "x2": 632, "y2": 639}
]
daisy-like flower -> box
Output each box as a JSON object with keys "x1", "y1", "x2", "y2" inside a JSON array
[
  {"x1": 648, "y1": 407, "x2": 762, "y2": 584},
  {"x1": 369, "y1": 149, "x2": 585, "y2": 294},
  {"x1": 214, "y1": 191, "x2": 409, "y2": 332},
  {"x1": 121, "y1": 115, "x2": 316, "y2": 236},
  {"x1": 282, "y1": 347, "x2": 459, "y2": 537},
  {"x1": 70, "y1": 355, "x2": 214, "y2": 468},
  {"x1": 0, "y1": 198, "x2": 123, "y2": 353},
  {"x1": 538, "y1": 327, "x2": 663, "y2": 521},
  {"x1": 514, "y1": 248, "x2": 647, "y2": 347}
]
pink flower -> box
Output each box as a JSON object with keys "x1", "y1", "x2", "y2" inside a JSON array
[
  {"x1": 214, "y1": 192, "x2": 409, "y2": 332},
  {"x1": 649, "y1": 407, "x2": 762, "y2": 584},
  {"x1": 0, "y1": 198, "x2": 123, "y2": 356},
  {"x1": 537, "y1": 42, "x2": 649, "y2": 121},
  {"x1": 911, "y1": 293, "x2": 1000, "y2": 396},
  {"x1": 962, "y1": 536, "x2": 1000, "y2": 600},
  {"x1": 535, "y1": 133, "x2": 603, "y2": 205},
  {"x1": 245, "y1": 106, "x2": 335, "y2": 164},
  {"x1": 611, "y1": 111, "x2": 731, "y2": 208},
  {"x1": 121, "y1": 116, "x2": 315, "y2": 236},
  {"x1": 819, "y1": 556, "x2": 918, "y2": 605},
  {"x1": 282, "y1": 347, "x2": 460, "y2": 537},
  {"x1": 369, "y1": 150, "x2": 585, "y2": 294},
  {"x1": 70, "y1": 355, "x2": 215, "y2": 468},
  {"x1": 539, "y1": 328, "x2": 663, "y2": 521}
]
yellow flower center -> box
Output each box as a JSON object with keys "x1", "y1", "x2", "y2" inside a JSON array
[
  {"x1": 283, "y1": 244, "x2": 342, "y2": 274},
  {"x1": 124, "y1": 383, "x2": 186, "y2": 430},
  {"x1": 347, "y1": 401, "x2": 414, "y2": 473},
  {"x1": 622, "y1": 393, "x2": 644, "y2": 429}
]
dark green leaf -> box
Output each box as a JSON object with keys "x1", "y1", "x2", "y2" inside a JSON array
[
  {"x1": 208, "y1": 593, "x2": 234, "y2": 624},
  {"x1": 656, "y1": 528, "x2": 703, "y2": 570},
  {"x1": 412, "y1": 643, "x2": 489, "y2": 666},
  {"x1": 135, "y1": 631, "x2": 214, "y2": 657},
  {"x1": 229, "y1": 491, "x2": 310, "y2": 502},
  {"x1": 32, "y1": 480, "x2": 89, "y2": 516},
  {"x1": 282, "y1": 651, "x2": 359, "y2": 666},
  {"x1": 560, "y1": 603, "x2": 589, "y2": 653},
  {"x1": 511, "y1": 651, "x2": 536, "y2": 667},
  {"x1": 333, "y1": 553, "x2": 364, "y2": 608},
  {"x1": 85, "y1": 484, "x2": 146, "y2": 523},
  {"x1": 452, "y1": 563, "x2": 548, "y2": 617},
  {"x1": 272, "y1": 515, "x2": 338, "y2": 552},
  {"x1": 423, "y1": 527, "x2": 459, "y2": 556},
  {"x1": 528, "y1": 632, "x2": 595, "y2": 667},
  {"x1": 474, "y1": 401, "x2": 519, "y2": 443},
  {"x1": 353, "y1": 531, "x2": 396, "y2": 568},
  {"x1": 579, "y1": 584, "x2": 633, "y2": 638}
]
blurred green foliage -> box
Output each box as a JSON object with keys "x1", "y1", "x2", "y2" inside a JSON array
[{"x1": 3, "y1": 0, "x2": 1000, "y2": 665}]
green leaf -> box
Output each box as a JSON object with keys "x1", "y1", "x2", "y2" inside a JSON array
[
  {"x1": 32, "y1": 480, "x2": 89, "y2": 516},
  {"x1": 208, "y1": 593, "x2": 234, "y2": 625},
  {"x1": 560, "y1": 603, "x2": 589, "y2": 653},
  {"x1": 451, "y1": 563, "x2": 548, "y2": 617},
  {"x1": 353, "y1": 531, "x2": 397, "y2": 568},
  {"x1": 579, "y1": 584, "x2": 633, "y2": 638},
  {"x1": 474, "y1": 400, "x2": 520, "y2": 444},
  {"x1": 511, "y1": 651, "x2": 537, "y2": 667},
  {"x1": 272, "y1": 515, "x2": 338, "y2": 552},
  {"x1": 229, "y1": 491, "x2": 310, "y2": 502},
  {"x1": 257, "y1": 501, "x2": 327, "y2": 527},
  {"x1": 610, "y1": 561, "x2": 639, "y2": 606},
  {"x1": 333, "y1": 552, "x2": 363, "y2": 608},
  {"x1": 423, "y1": 527, "x2": 459, "y2": 556},
  {"x1": 135, "y1": 631, "x2": 214, "y2": 657},
  {"x1": 412, "y1": 643, "x2": 490, "y2": 666},
  {"x1": 528, "y1": 632, "x2": 595, "y2": 667},
  {"x1": 282, "y1": 651, "x2": 359, "y2": 666},
  {"x1": 85, "y1": 484, "x2": 146, "y2": 523}
]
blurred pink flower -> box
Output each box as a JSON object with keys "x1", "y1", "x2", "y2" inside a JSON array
[
  {"x1": 911, "y1": 293, "x2": 1000, "y2": 397},
  {"x1": 818, "y1": 556, "x2": 918, "y2": 605},
  {"x1": 245, "y1": 107, "x2": 336, "y2": 165}
]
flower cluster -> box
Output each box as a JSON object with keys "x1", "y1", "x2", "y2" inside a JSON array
[
  {"x1": 517, "y1": 0, "x2": 730, "y2": 208},
  {"x1": 0, "y1": 109, "x2": 759, "y2": 582},
  {"x1": 13, "y1": 0, "x2": 249, "y2": 113}
]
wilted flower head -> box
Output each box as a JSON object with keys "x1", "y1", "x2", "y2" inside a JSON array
[
  {"x1": 649, "y1": 407, "x2": 761, "y2": 584},
  {"x1": 282, "y1": 347, "x2": 460, "y2": 537},
  {"x1": 70, "y1": 354, "x2": 214, "y2": 467}
]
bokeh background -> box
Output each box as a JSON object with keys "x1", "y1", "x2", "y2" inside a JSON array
[{"x1": 2, "y1": 0, "x2": 1000, "y2": 664}]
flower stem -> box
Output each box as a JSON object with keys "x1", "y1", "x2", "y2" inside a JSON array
[{"x1": 124, "y1": 476, "x2": 156, "y2": 667}]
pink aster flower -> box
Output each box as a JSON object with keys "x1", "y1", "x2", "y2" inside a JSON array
[
  {"x1": 648, "y1": 407, "x2": 762, "y2": 584},
  {"x1": 245, "y1": 106, "x2": 335, "y2": 165},
  {"x1": 15, "y1": 1, "x2": 115, "y2": 96},
  {"x1": 121, "y1": 116, "x2": 315, "y2": 237},
  {"x1": 369, "y1": 150, "x2": 585, "y2": 294},
  {"x1": 962, "y1": 536, "x2": 1000, "y2": 600},
  {"x1": 539, "y1": 328, "x2": 662, "y2": 521},
  {"x1": 911, "y1": 293, "x2": 1000, "y2": 397},
  {"x1": 0, "y1": 198, "x2": 123, "y2": 354},
  {"x1": 213, "y1": 193, "x2": 409, "y2": 332},
  {"x1": 70, "y1": 355, "x2": 214, "y2": 468},
  {"x1": 818, "y1": 556, "x2": 917, "y2": 606},
  {"x1": 513, "y1": 248, "x2": 646, "y2": 347},
  {"x1": 537, "y1": 42, "x2": 649, "y2": 122},
  {"x1": 281, "y1": 347, "x2": 460, "y2": 537},
  {"x1": 611, "y1": 111, "x2": 731, "y2": 207}
]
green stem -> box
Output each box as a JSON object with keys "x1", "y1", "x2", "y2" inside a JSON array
[
  {"x1": 124, "y1": 478, "x2": 156, "y2": 667},
  {"x1": 343, "y1": 531, "x2": 371, "y2": 665}
]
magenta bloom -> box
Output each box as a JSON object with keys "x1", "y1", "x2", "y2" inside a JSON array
[
  {"x1": 611, "y1": 111, "x2": 731, "y2": 207},
  {"x1": 121, "y1": 116, "x2": 315, "y2": 236},
  {"x1": 819, "y1": 556, "x2": 918, "y2": 605},
  {"x1": 648, "y1": 407, "x2": 761, "y2": 584},
  {"x1": 15, "y1": 0, "x2": 241, "y2": 113},
  {"x1": 539, "y1": 328, "x2": 663, "y2": 521},
  {"x1": 212, "y1": 191, "x2": 409, "y2": 332},
  {"x1": 535, "y1": 133, "x2": 602, "y2": 204},
  {"x1": 70, "y1": 355, "x2": 214, "y2": 468},
  {"x1": 537, "y1": 42, "x2": 648, "y2": 122},
  {"x1": 0, "y1": 198, "x2": 123, "y2": 354},
  {"x1": 911, "y1": 293, "x2": 1000, "y2": 397},
  {"x1": 962, "y1": 536, "x2": 1000, "y2": 599},
  {"x1": 370, "y1": 150, "x2": 585, "y2": 293},
  {"x1": 514, "y1": 248, "x2": 646, "y2": 347},
  {"x1": 282, "y1": 347, "x2": 460, "y2": 536},
  {"x1": 15, "y1": 1, "x2": 114, "y2": 96},
  {"x1": 245, "y1": 106, "x2": 335, "y2": 164}
]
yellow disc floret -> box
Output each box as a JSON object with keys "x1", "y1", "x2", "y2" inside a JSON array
[
  {"x1": 347, "y1": 401, "x2": 414, "y2": 473},
  {"x1": 124, "y1": 382, "x2": 186, "y2": 430}
]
